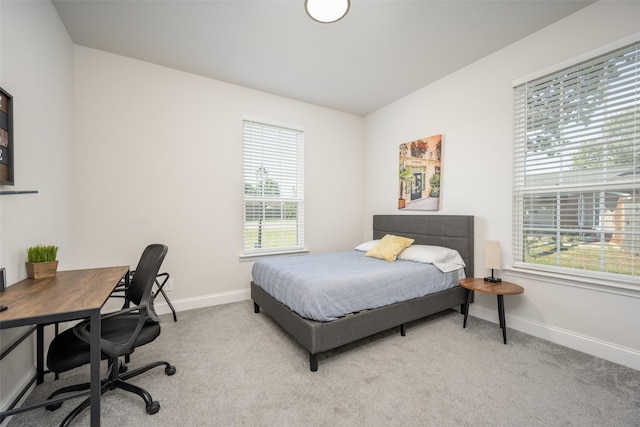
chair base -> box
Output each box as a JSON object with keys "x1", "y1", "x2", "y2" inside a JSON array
[{"x1": 47, "y1": 358, "x2": 176, "y2": 427}]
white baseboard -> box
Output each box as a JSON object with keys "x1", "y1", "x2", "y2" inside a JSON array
[
  {"x1": 153, "y1": 289, "x2": 251, "y2": 316},
  {"x1": 468, "y1": 304, "x2": 640, "y2": 371}
]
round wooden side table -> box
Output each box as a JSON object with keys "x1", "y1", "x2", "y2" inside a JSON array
[{"x1": 459, "y1": 277, "x2": 524, "y2": 344}]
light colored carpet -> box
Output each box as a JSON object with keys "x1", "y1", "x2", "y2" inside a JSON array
[{"x1": 6, "y1": 300, "x2": 640, "y2": 426}]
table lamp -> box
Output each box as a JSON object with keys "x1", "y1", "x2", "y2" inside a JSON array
[{"x1": 484, "y1": 241, "x2": 502, "y2": 283}]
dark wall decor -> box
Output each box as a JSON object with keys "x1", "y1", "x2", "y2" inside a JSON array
[{"x1": 0, "y1": 87, "x2": 14, "y2": 185}]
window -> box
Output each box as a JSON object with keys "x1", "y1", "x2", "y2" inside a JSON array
[
  {"x1": 242, "y1": 118, "x2": 304, "y2": 255},
  {"x1": 513, "y1": 42, "x2": 639, "y2": 281}
]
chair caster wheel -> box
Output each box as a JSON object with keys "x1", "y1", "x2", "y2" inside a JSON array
[
  {"x1": 119, "y1": 364, "x2": 128, "y2": 373},
  {"x1": 146, "y1": 401, "x2": 160, "y2": 415},
  {"x1": 46, "y1": 402, "x2": 62, "y2": 411},
  {"x1": 165, "y1": 365, "x2": 176, "y2": 376}
]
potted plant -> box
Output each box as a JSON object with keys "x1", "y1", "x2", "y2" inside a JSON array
[
  {"x1": 26, "y1": 245, "x2": 59, "y2": 279},
  {"x1": 429, "y1": 172, "x2": 440, "y2": 198},
  {"x1": 399, "y1": 166, "x2": 413, "y2": 209}
]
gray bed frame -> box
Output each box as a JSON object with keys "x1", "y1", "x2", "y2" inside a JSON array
[{"x1": 251, "y1": 214, "x2": 475, "y2": 371}]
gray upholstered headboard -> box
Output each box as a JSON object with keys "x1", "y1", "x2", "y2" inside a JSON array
[{"x1": 373, "y1": 215, "x2": 474, "y2": 277}]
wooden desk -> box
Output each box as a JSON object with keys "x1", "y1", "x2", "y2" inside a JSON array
[
  {"x1": 0, "y1": 266, "x2": 129, "y2": 426},
  {"x1": 459, "y1": 277, "x2": 524, "y2": 344}
]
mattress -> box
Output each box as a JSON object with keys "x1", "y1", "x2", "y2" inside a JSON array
[{"x1": 251, "y1": 250, "x2": 465, "y2": 322}]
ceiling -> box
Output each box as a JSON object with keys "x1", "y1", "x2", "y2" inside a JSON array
[{"x1": 52, "y1": 0, "x2": 594, "y2": 116}]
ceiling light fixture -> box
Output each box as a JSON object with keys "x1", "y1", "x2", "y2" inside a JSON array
[{"x1": 305, "y1": 0, "x2": 350, "y2": 24}]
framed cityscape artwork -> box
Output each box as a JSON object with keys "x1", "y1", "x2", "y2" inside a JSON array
[
  {"x1": 0, "y1": 87, "x2": 14, "y2": 185},
  {"x1": 398, "y1": 134, "x2": 441, "y2": 210}
]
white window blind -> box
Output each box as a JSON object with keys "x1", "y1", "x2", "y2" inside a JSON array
[
  {"x1": 242, "y1": 118, "x2": 304, "y2": 255},
  {"x1": 513, "y1": 41, "x2": 639, "y2": 280}
]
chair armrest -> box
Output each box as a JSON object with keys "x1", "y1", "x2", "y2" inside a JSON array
[
  {"x1": 154, "y1": 272, "x2": 169, "y2": 290},
  {"x1": 100, "y1": 305, "x2": 142, "y2": 320}
]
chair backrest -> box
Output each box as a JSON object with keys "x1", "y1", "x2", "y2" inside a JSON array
[{"x1": 126, "y1": 244, "x2": 168, "y2": 309}]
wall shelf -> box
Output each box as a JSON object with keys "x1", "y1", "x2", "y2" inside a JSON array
[{"x1": 0, "y1": 190, "x2": 38, "y2": 196}]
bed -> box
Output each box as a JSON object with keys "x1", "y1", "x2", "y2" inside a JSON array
[{"x1": 251, "y1": 214, "x2": 474, "y2": 371}]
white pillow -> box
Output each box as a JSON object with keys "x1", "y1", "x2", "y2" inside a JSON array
[
  {"x1": 397, "y1": 245, "x2": 466, "y2": 273},
  {"x1": 354, "y1": 239, "x2": 380, "y2": 252}
]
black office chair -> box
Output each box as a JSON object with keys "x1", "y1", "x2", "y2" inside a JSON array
[{"x1": 45, "y1": 244, "x2": 176, "y2": 426}]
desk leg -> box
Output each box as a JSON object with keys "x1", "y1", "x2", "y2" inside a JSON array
[
  {"x1": 89, "y1": 310, "x2": 101, "y2": 426},
  {"x1": 463, "y1": 289, "x2": 472, "y2": 328},
  {"x1": 497, "y1": 295, "x2": 507, "y2": 344},
  {"x1": 36, "y1": 325, "x2": 45, "y2": 384}
]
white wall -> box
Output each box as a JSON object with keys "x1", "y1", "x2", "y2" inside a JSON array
[
  {"x1": 72, "y1": 46, "x2": 366, "y2": 312},
  {"x1": 364, "y1": 1, "x2": 640, "y2": 370},
  {"x1": 0, "y1": 0, "x2": 75, "y2": 414}
]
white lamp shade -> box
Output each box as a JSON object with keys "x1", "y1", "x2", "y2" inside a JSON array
[
  {"x1": 485, "y1": 241, "x2": 502, "y2": 270},
  {"x1": 305, "y1": 0, "x2": 350, "y2": 23}
]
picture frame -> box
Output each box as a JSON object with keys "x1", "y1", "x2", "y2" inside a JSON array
[
  {"x1": 0, "y1": 87, "x2": 14, "y2": 185},
  {"x1": 398, "y1": 134, "x2": 441, "y2": 211}
]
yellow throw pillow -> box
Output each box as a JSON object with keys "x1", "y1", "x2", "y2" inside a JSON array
[{"x1": 365, "y1": 234, "x2": 415, "y2": 262}]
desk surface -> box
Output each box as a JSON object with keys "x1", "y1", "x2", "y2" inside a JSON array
[{"x1": 0, "y1": 266, "x2": 129, "y2": 329}]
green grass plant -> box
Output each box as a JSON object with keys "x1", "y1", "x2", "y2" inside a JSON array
[
  {"x1": 27, "y1": 245, "x2": 58, "y2": 263},
  {"x1": 526, "y1": 240, "x2": 639, "y2": 276},
  {"x1": 244, "y1": 221, "x2": 298, "y2": 250}
]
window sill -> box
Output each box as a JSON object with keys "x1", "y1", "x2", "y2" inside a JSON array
[
  {"x1": 239, "y1": 248, "x2": 309, "y2": 262},
  {"x1": 503, "y1": 264, "x2": 640, "y2": 299}
]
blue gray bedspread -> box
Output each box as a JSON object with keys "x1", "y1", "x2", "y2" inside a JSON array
[{"x1": 251, "y1": 250, "x2": 465, "y2": 322}]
